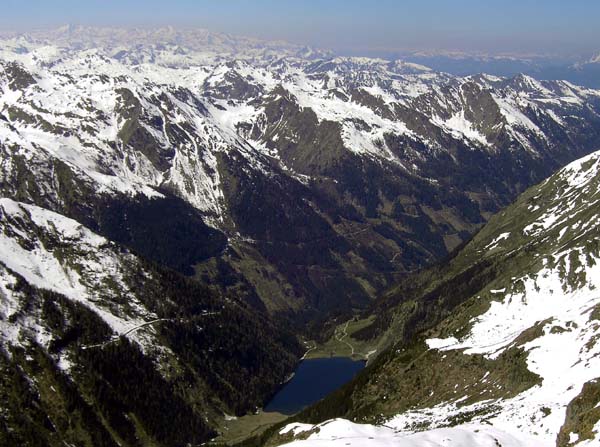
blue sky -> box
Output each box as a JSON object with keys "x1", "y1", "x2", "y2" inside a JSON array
[{"x1": 2, "y1": 0, "x2": 599, "y2": 56}]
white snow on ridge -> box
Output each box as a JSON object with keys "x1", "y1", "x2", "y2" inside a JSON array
[
  {"x1": 416, "y1": 156, "x2": 600, "y2": 443},
  {"x1": 523, "y1": 151, "x2": 600, "y2": 237},
  {"x1": 492, "y1": 94, "x2": 544, "y2": 137},
  {"x1": 0, "y1": 199, "x2": 158, "y2": 354},
  {"x1": 431, "y1": 110, "x2": 489, "y2": 146},
  {"x1": 0, "y1": 62, "x2": 165, "y2": 200},
  {"x1": 277, "y1": 69, "x2": 415, "y2": 160},
  {"x1": 280, "y1": 420, "x2": 548, "y2": 447},
  {"x1": 425, "y1": 337, "x2": 459, "y2": 350},
  {"x1": 484, "y1": 232, "x2": 511, "y2": 250}
]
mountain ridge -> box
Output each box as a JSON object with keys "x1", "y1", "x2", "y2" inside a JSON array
[{"x1": 2, "y1": 29, "x2": 600, "y2": 321}]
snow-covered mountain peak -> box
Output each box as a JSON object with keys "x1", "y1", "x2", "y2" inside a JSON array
[
  {"x1": 587, "y1": 53, "x2": 600, "y2": 64},
  {"x1": 0, "y1": 25, "x2": 333, "y2": 67}
]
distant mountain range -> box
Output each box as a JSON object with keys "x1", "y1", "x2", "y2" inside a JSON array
[{"x1": 390, "y1": 50, "x2": 600, "y2": 89}]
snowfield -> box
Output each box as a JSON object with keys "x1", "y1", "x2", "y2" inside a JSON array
[{"x1": 280, "y1": 420, "x2": 549, "y2": 447}]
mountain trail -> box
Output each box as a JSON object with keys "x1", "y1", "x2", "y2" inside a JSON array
[{"x1": 336, "y1": 321, "x2": 355, "y2": 356}]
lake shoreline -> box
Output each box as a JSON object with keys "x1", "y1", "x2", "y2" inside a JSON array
[{"x1": 264, "y1": 357, "x2": 365, "y2": 415}]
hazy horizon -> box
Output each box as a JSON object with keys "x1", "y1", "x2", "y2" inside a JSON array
[{"x1": 2, "y1": 0, "x2": 599, "y2": 59}]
